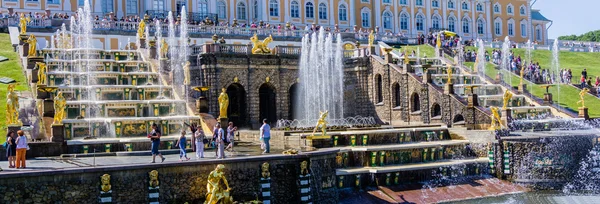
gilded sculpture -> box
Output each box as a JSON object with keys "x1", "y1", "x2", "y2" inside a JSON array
[
  {"x1": 160, "y1": 39, "x2": 169, "y2": 58},
  {"x1": 578, "y1": 88, "x2": 589, "y2": 108},
  {"x1": 218, "y1": 88, "x2": 229, "y2": 119},
  {"x1": 403, "y1": 50, "x2": 409, "y2": 64},
  {"x1": 53, "y1": 92, "x2": 67, "y2": 125},
  {"x1": 368, "y1": 30, "x2": 375, "y2": 47},
  {"x1": 149, "y1": 170, "x2": 159, "y2": 188},
  {"x1": 502, "y1": 90, "x2": 513, "y2": 110},
  {"x1": 250, "y1": 34, "x2": 273, "y2": 54},
  {"x1": 36, "y1": 62, "x2": 47, "y2": 85},
  {"x1": 138, "y1": 20, "x2": 146, "y2": 39},
  {"x1": 300, "y1": 161, "x2": 309, "y2": 176},
  {"x1": 261, "y1": 162, "x2": 270, "y2": 178},
  {"x1": 183, "y1": 61, "x2": 191, "y2": 85},
  {"x1": 25, "y1": 34, "x2": 37, "y2": 57},
  {"x1": 100, "y1": 174, "x2": 111, "y2": 192},
  {"x1": 205, "y1": 164, "x2": 233, "y2": 204},
  {"x1": 446, "y1": 64, "x2": 453, "y2": 85},
  {"x1": 489, "y1": 106, "x2": 504, "y2": 130},
  {"x1": 19, "y1": 13, "x2": 31, "y2": 35},
  {"x1": 282, "y1": 148, "x2": 299, "y2": 155},
  {"x1": 310, "y1": 111, "x2": 328, "y2": 137},
  {"x1": 6, "y1": 84, "x2": 21, "y2": 125},
  {"x1": 519, "y1": 65, "x2": 526, "y2": 86}
]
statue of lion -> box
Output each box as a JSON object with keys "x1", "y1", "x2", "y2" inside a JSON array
[
  {"x1": 149, "y1": 170, "x2": 159, "y2": 188},
  {"x1": 100, "y1": 174, "x2": 111, "y2": 192},
  {"x1": 261, "y1": 162, "x2": 270, "y2": 179},
  {"x1": 250, "y1": 34, "x2": 273, "y2": 54}
]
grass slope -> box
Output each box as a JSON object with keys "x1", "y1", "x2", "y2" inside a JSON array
[{"x1": 0, "y1": 33, "x2": 29, "y2": 143}]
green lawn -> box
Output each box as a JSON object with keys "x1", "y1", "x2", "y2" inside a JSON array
[{"x1": 0, "y1": 33, "x2": 29, "y2": 143}]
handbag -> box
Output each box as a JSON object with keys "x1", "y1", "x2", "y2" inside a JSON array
[{"x1": 2, "y1": 142, "x2": 7, "y2": 148}]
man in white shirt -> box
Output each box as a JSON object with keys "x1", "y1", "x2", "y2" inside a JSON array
[{"x1": 259, "y1": 119, "x2": 271, "y2": 154}]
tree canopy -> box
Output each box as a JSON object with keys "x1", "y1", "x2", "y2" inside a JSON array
[{"x1": 558, "y1": 30, "x2": 600, "y2": 42}]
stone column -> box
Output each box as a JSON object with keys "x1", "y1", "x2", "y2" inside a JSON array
[{"x1": 579, "y1": 107, "x2": 590, "y2": 120}]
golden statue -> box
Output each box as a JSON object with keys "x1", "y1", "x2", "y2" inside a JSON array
[
  {"x1": 502, "y1": 90, "x2": 513, "y2": 110},
  {"x1": 261, "y1": 162, "x2": 270, "y2": 178},
  {"x1": 310, "y1": 111, "x2": 328, "y2": 137},
  {"x1": 488, "y1": 106, "x2": 504, "y2": 130},
  {"x1": 53, "y1": 92, "x2": 67, "y2": 125},
  {"x1": 149, "y1": 170, "x2": 159, "y2": 188},
  {"x1": 250, "y1": 34, "x2": 273, "y2": 54},
  {"x1": 519, "y1": 65, "x2": 526, "y2": 86},
  {"x1": 403, "y1": 50, "x2": 409, "y2": 64},
  {"x1": 36, "y1": 62, "x2": 47, "y2": 85},
  {"x1": 25, "y1": 34, "x2": 37, "y2": 57},
  {"x1": 205, "y1": 164, "x2": 233, "y2": 204},
  {"x1": 160, "y1": 39, "x2": 169, "y2": 58},
  {"x1": 436, "y1": 33, "x2": 442, "y2": 48},
  {"x1": 282, "y1": 148, "x2": 299, "y2": 155},
  {"x1": 218, "y1": 88, "x2": 229, "y2": 119},
  {"x1": 6, "y1": 84, "x2": 21, "y2": 125},
  {"x1": 138, "y1": 20, "x2": 146, "y2": 39},
  {"x1": 300, "y1": 161, "x2": 309, "y2": 176},
  {"x1": 577, "y1": 88, "x2": 589, "y2": 108},
  {"x1": 368, "y1": 30, "x2": 375, "y2": 47},
  {"x1": 183, "y1": 61, "x2": 191, "y2": 85},
  {"x1": 100, "y1": 174, "x2": 111, "y2": 192},
  {"x1": 446, "y1": 64, "x2": 453, "y2": 85},
  {"x1": 19, "y1": 13, "x2": 31, "y2": 35}
]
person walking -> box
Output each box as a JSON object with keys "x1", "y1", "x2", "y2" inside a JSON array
[
  {"x1": 260, "y1": 119, "x2": 271, "y2": 154},
  {"x1": 225, "y1": 122, "x2": 237, "y2": 152},
  {"x1": 215, "y1": 123, "x2": 225, "y2": 159},
  {"x1": 148, "y1": 124, "x2": 166, "y2": 163},
  {"x1": 15, "y1": 130, "x2": 27, "y2": 169},
  {"x1": 176, "y1": 131, "x2": 190, "y2": 161},
  {"x1": 194, "y1": 128, "x2": 205, "y2": 159},
  {"x1": 5, "y1": 131, "x2": 16, "y2": 168}
]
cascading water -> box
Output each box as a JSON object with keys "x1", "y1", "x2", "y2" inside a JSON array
[
  {"x1": 476, "y1": 39, "x2": 486, "y2": 80},
  {"x1": 155, "y1": 20, "x2": 164, "y2": 97},
  {"x1": 178, "y1": 7, "x2": 189, "y2": 115},
  {"x1": 296, "y1": 28, "x2": 344, "y2": 126},
  {"x1": 563, "y1": 144, "x2": 600, "y2": 193},
  {"x1": 456, "y1": 38, "x2": 464, "y2": 68},
  {"x1": 167, "y1": 12, "x2": 176, "y2": 74},
  {"x1": 552, "y1": 40, "x2": 560, "y2": 105},
  {"x1": 526, "y1": 39, "x2": 533, "y2": 94},
  {"x1": 501, "y1": 36, "x2": 512, "y2": 86}
]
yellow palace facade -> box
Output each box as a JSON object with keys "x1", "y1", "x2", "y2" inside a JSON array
[{"x1": 1, "y1": 0, "x2": 550, "y2": 44}]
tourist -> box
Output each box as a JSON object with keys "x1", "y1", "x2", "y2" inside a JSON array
[
  {"x1": 582, "y1": 68, "x2": 588, "y2": 81},
  {"x1": 5, "y1": 131, "x2": 16, "y2": 168},
  {"x1": 215, "y1": 123, "x2": 225, "y2": 159},
  {"x1": 15, "y1": 130, "x2": 27, "y2": 169},
  {"x1": 580, "y1": 75, "x2": 586, "y2": 88},
  {"x1": 148, "y1": 124, "x2": 166, "y2": 163},
  {"x1": 260, "y1": 119, "x2": 271, "y2": 154},
  {"x1": 176, "y1": 130, "x2": 190, "y2": 161},
  {"x1": 195, "y1": 128, "x2": 205, "y2": 159},
  {"x1": 225, "y1": 122, "x2": 237, "y2": 152}
]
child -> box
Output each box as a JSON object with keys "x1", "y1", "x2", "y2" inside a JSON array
[{"x1": 176, "y1": 130, "x2": 190, "y2": 161}]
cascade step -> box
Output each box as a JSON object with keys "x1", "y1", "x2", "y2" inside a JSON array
[{"x1": 336, "y1": 157, "x2": 489, "y2": 175}]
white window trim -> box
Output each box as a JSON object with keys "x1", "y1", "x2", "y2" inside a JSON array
[
  {"x1": 400, "y1": 12, "x2": 410, "y2": 30},
  {"x1": 477, "y1": 19, "x2": 485, "y2": 35},
  {"x1": 318, "y1": 2, "x2": 328, "y2": 20},
  {"x1": 399, "y1": 0, "x2": 408, "y2": 5},
  {"x1": 383, "y1": 0, "x2": 392, "y2": 5},
  {"x1": 519, "y1": 5, "x2": 526, "y2": 16},
  {"x1": 520, "y1": 20, "x2": 528, "y2": 37},
  {"x1": 476, "y1": 3, "x2": 483, "y2": 12},
  {"x1": 493, "y1": 3, "x2": 501, "y2": 14},
  {"x1": 494, "y1": 18, "x2": 502, "y2": 36},
  {"x1": 507, "y1": 4, "x2": 514, "y2": 16},
  {"x1": 507, "y1": 19, "x2": 515, "y2": 37},
  {"x1": 448, "y1": 0, "x2": 455, "y2": 9},
  {"x1": 338, "y1": 3, "x2": 348, "y2": 21},
  {"x1": 448, "y1": 16, "x2": 456, "y2": 32},
  {"x1": 305, "y1": 1, "x2": 314, "y2": 19},
  {"x1": 432, "y1": 0, "x2": 439, "y2": 8},
  {"x1": 290, "y1": 1, "x2": 300, "y2": 18},
  {"x1": 416, "y1": 0, "x2": 424, "y2": 7},
  {"x1": 461, "y1": 1, "x2": 468, "y2": 10}
]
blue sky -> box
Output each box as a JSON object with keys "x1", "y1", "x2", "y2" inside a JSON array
[{"x1": 534, "y1": 0, "x2": 600, "y2": 39}]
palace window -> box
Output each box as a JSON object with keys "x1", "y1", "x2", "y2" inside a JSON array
[
  {"x1": 461, "y1": 1, "x2": 468, "y2": 10},
  {"x1": 400, "y1": 0, "x2": 407, "y2": 5},
  {"x1": 78, "y1": 0, "x2": 84, "y2": 6},
  {"x1": 383, "y1": 0, "x2": 390, "y2": 3},
  {"x1": 521, "y1": 22, "x2": 527, "y2": 37},
  {"x1": 494, "y1": 20, "x2": 501, "y2": 35},
  {"x1": 476, "y1": 3, "x2": 483, "y2": 11},
  {"x1": 361, "y1": 10, "x2": 370, "y2": 27},
  {"x1": 536, "y1": 28, "x2": 542, "y2": 41},
  {"x1": 153, "y1": 0, "x2": 164, "y2": 11},
  {"x1": 462, "y1": 18, "x2": 470, "y2": 33},
  {"x1": 318, "y1": 3, "x2": 327, "y2": 20},
  {"x1": 237, "y1": 2, "x2": 247, "y2": 20},
  {"x1": 416, "y1": 0, "x2": 423, "y2": 6},
  {"x1": 126, "y1": 0, "x2": 137, "y2": 14},
  {"x1": 291, "y1": 1, "x2": 299, "y2": 18},
  {"x1": 416, "y1": 14, "x2": 424, "y2": 31},
  {"x1": 508, "y1": 22, "x2": 514, "y2": 36},
  {"x1": 102, "y1": 0, "x2": 114, "y2": 14},
  {"x1": 432, "y1": 16, "x2": 440, "y2": 29},
  {"x1": 448, "y1": 17, "x2": 456, "y2": 32},
  {"x1": 494, "y1": 4, "x2": 500, "y2": 13},
  {"x1": 218, "y1": 1, "x2": 227, "y2": 18},
  {"x1": 339, "y1": 5, "x2": 347, "y2": 21},
  {"x1": 520, "y1": 6, "x2": 526, "y2": 15},
  {"x1": 477, "y1": 19, "x2": 484, "y2": 34},
  {"x1": 507, "y1": 5, "x2": 513, "y2": 14},
  {"x1": 448, "y1": 0, "x2": 454, "y2": 9},
  {"x1": 400, "y1": 13, "x2": 409, "y2": 30},
  {"x1": 305, "y1": 2, "x2": 314, "y2": 18},
  {"x1": 269, "y1": 0, "x2": 279, "y2": 16},
  {"x1": 48, "y1": 0, "x2": 60, "y2": 4},
  {"x1": 383, "y1": 12, "x2": 392, "y2": 29},
  {"x1": 432, "y1": 0, "x2": 439, "y2": 7},
  {"x1": 254, "y1": 1, "x2": 259, "y2": 19}
]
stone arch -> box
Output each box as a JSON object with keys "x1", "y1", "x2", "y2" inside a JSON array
[
  {"x1": 410, "y1": 92, "x2": 420, "y2": 112},
  {"x1": 375, "y1": 74, "x2": 383, "y2": 103},
  {"x1": 431, "y1": 103, "x2": 441, "y2": 118},
  {"x1": 288, "y1": 83, "x2": 299, "y2": 120},
  {"x1": 259, "y1": 83, "x2": 277, "y2": 124},
  {"x1": 453, "y1": 114, "x2": 465, "y2": 124},
  {"x1": 226, "y1": 83, "x2": 248, "y2": 127}
]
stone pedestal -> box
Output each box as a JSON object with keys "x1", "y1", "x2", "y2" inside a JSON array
[
  {"x1": 7, "y1": 125, "x2": 21, "y2": 134},
  {"x1": 19, "y1": 34, "x2": 28, "y2": 45},
  {"x1": 21, "y1": 43, "x2": 29, "y2": 57},
  {"x1": 160, "y1": 59, "x2": 169, "y2": 72},
  {"x1": 468, "y1": 94, "x2": 479, "y2": 107},
  {"x1": 578, "y1": 107, "x2": 589, "y2": 120},
  {"x1": 197, "y1": 97, "x2": 209, "y2": 113},
  {"x1": 369, "y1": 46, "x2": 376, "y2": 56},
  {"x1": 42, "y1": 99, "x2": 54, "y2": 117},
  {"x1": 27, "y1": 56, "x2": 44, "y2": 69},
  {"x1": 501, "y1": 109, "x2": 512, "y2": 127},
  {"x1": 219, "y1": 117, "x2": 228, "y2": 130},
  {"x1": 31, "y1": 67, "x2": 39, "y2": 83},
  {"x1": 423, "y1": 70, "x2": 432, "y2": 83},
  {"x1": 444, "y1": 83, "x2": 454, "y2": 95},
  {"x1": 149, "y1": 40, "x2": 157, "y2": 59},
  {"x1": 403, "y1": 64, "x2": 412, "y2": 73},
  {"x1": 543, "y1": 93, "x2": 553, "y2": 105},
  {"x1": 140, "y1": 38, "x2": 146, "y2": 49},
  {"x1": 51, "y1": 124, "x2": 65, "y2": 142},
  {"x1": 517, "y1": 84, "x2": 526, "y2": 94}
]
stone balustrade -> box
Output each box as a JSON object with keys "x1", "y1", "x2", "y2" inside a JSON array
[{"x1": 191, "y1": 44, "x2": 365, "y2": 59}]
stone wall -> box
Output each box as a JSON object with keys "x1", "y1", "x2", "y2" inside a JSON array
[{"x1": 0, "y1": 150, "x2": 338, "y2": 203}]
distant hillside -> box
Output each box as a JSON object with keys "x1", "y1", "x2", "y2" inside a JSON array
[{"x1": 558, "y1": 30, "x2": 600, "y2": 42}]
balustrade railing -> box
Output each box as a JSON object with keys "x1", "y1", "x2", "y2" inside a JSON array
[{"x1": 192, "y1": 44, "x2": 365, "y2": 59}]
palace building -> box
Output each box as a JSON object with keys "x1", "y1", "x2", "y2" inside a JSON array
[{"x1": 2, "y1": 0, "x2": 550, "y2": 44}]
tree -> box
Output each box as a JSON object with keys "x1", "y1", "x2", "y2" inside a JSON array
[{"x1": 558, "y1": 30, "x2": 600, "y2": 42}]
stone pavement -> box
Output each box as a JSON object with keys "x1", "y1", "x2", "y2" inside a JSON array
[{"x1": 0, "y1": 143, "x2": 282, "y2": 173}]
